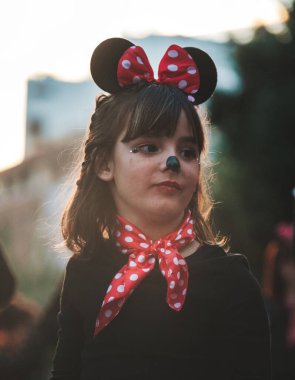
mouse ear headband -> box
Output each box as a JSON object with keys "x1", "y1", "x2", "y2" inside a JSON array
[{"x1": 90, "y1": 37, "x2": 217, "y2": 105}]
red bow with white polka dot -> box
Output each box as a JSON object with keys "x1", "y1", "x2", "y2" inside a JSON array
[
  {"x1": 117, "y1": 44, "x2": 200, "y2": 103},
  {"x1": 93, "y1": 212, "x2": 196, "y2": 336}
]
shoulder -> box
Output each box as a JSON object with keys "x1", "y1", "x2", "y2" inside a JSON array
[
  {"x1": 62, "y1": 238, "x2": 119, "y2": 289},
  {"x1": 65, "y1": 238, "x2": 116, "y2": 271},
  {"x1": 193, "y1": 243, "x2": 249, "y2": 267},
  {"x1": 61, "y1": 246, "x2": 102, "y2": 290},
  {"x1": 195, "y1": 243, "x2": 249, "y2": 268},
  {"x1": 193, "y1": 246, "x2": 270, "y2": 333},
  {"x1": 192, "y1": 244, "x2": 264, "y2": 306}
]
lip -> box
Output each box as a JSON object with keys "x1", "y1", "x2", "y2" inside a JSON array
[{"x1": 154, "y1": 181, "x2": 182, "y2": 190}]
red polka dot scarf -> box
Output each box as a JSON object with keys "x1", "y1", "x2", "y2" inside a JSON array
[
  {"x1": 94, "y1": 212, "x2": 196, "y2": 336},
  {"x1": 117, "y1": 44, "x2": 200, "y2": 103}
]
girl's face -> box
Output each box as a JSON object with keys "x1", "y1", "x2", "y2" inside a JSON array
[{"x1": 99, "y1": 110, "x2": 200, "y2": 233}]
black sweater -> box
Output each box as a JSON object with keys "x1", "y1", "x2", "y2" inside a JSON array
[{"x1": 50, "y1": 241, "x2": 271, "y2": 380}]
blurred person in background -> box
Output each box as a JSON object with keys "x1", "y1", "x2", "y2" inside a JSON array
[
  {"x1": 262, "y1": 223, "x2": 295, "y2": 380},
  {"x1": 0, "y1": 242, "x2": 16, "y2": 311},
  {"x1": 0, "y1": 242, "x2": 51, "y2": 379}
]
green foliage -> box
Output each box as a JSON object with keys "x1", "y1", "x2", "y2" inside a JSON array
[{"x1": 211, "y1": 2, "x2": 295, "y2": 272}]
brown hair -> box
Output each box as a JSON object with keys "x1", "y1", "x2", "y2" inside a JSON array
[{"x1": 61, "y1": 83, "x2": 224, "y2": 256}]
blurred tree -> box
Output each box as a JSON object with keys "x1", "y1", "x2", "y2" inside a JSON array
[{"x1": 211, "y1": 1, "x2": 295, "y2": 276}]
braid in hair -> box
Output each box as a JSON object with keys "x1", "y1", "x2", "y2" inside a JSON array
[
  {"x1": 62, "y1": 94, "x2": 118, "y2": 254},
  {"x1": 76, "y1": 101, "x2": 104, "y2": 189}
]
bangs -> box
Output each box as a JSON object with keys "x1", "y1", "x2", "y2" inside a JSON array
[{"x1": 121, "y1": 84, "x2": 204, "y2": 151}]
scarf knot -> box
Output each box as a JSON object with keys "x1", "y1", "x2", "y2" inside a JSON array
[{"x1": 94, "y1": 212, "x2": 195, "y2": 336}]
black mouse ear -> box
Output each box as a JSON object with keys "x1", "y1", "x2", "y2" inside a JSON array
[
  {"x1": 90, "y1": 37, "x2": 134, "y2": 94},
  {"x1": 183, "y1": 47, "x2": 217, "y2": 105}
]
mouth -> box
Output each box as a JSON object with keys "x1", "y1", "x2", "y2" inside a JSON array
[{"x1": 154, "y1": 181, "x2": 182, "y2": 190}]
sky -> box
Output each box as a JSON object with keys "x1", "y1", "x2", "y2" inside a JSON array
[{"x1": 0, "y1": 0, "x2": 288, "y2": 171}]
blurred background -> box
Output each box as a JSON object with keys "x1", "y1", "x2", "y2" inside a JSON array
[{"x1": 0, "y1": 0, "x2": 294, "y2": 379}]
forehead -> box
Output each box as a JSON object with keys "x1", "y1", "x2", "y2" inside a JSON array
[{"x1": 176, "y1": 110, "x2": 194, "y2": 135}]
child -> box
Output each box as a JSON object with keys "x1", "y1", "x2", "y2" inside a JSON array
[{"x1": 50, "y1": 38, "x2": 271, "y2": 379}]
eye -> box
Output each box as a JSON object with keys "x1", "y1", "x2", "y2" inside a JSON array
[
  {"x1": 180, "y1": 147, "x2": 198, "y2": 160},
  {"x1": 130, "y1": 144, "x2": 159, "y2": 154}
]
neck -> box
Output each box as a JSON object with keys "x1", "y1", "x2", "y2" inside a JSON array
[{"x1": 117, "y1": 212, "x2": 185, "y2": 241}]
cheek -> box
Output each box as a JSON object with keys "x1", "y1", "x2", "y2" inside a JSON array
[
  {"x1": 128, "y1": 156, "x2": 156, "y2": 173},
  {"x1": 186, "y1": 164, "x2": 200, "y2": 185},
  {"x1": 114, "y1": 157, "x2": 152, "y2": 183}
]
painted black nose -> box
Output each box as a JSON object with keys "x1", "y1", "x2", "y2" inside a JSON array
[{"x1": 166, "y1": 156, "x2": 180, "y2": 172}]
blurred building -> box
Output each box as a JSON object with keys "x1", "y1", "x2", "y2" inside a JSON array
[
  {"x1": 0, "y1": 76, "x2": 99, "y2": 304},
  {"x1": 25, "y1": 77, "x2": 98, "y2": 157},
  {"x1": 0, "y1": 35, "x2": 238, "y2": 306}
]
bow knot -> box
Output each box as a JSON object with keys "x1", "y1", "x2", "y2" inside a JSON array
[
  {"x1": 118, "y1": 45, "x2": 154, "y2": 87},
  {"x1": 118, "y1": 44, "x2": 200, "y2": 103}
]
